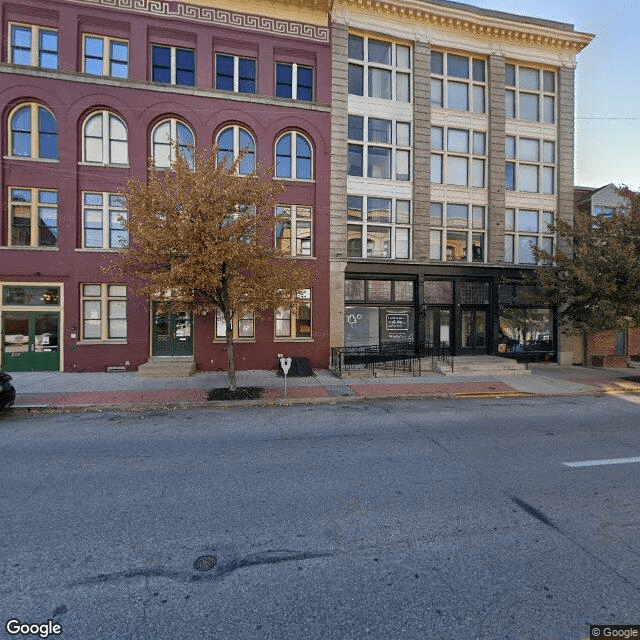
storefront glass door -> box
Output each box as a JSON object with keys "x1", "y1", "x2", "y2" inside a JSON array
[
  {"x1": 2, "y1": 311, "x2": 60, "y2": 371},
  {"x1": 425, "y1": 308, "x2": 451, "y2": 348},
  {"x1": 461, "y1": 307, "x2": 487, "y2": 354}
]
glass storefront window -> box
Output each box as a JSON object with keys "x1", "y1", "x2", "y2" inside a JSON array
[
  {"x1": 424, "y1": 280, "x2": 453, "y2": 304},
  {"x1": 499, "y1": 307, "x2": 553, "y2": 353},
  {"x1": 367, "y1": 280, "x2": 392, "y2": 301},
  {"x1": 3, "y1": 286, "x2": 60, "y2": 305},
  {"x1": 394, "y1": 281, "x2": 413, "y2": 302},
  {"x1": 345, "y1": 279, "x2": 365, "y2": 301}
]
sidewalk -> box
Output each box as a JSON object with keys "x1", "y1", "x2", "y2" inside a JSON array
[{"x1": 5, "y1": 362, "x2": 640, "y2": 413}]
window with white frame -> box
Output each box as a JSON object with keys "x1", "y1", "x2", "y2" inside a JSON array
[
  {"x1": 275, "y1": 289, "x2": 312, "y2": 339},
  {"x1": 275, "y1": 205, "x2": 313, "y2": 257},
  {"x1": 152, "y1": 118, "x2": 194, "y2": 169},
  {"x1": 9, "y1": 23, "x2": 58, "y2": 69},
  {"x1": 151, "y1": 45, "x2": 195, "y2": 86},
  {"x1": 215, "y1": 54, "x2": 256, "y2": 93},
  {"x1": 347, "y1": 196, "x2": 411, "y2": 259},
  {"x1": 83, "y1": 111, "x2": 128, "y2": 165},
  {"x1": 348, "y1": 34, "x2": 411, "y2": 102},
  {"x1": 431, "y1": 126, "x2": 486, "y2": 187},
  {"x1": 505, "y1": 64, "x2": 555, "y2": 124},
  {"x1": 347, "y1": 115, "x2": 411, "y2": 181},
  {"x1": 8, "y1": 187, "x2": 58, "y2": 248},
  {"x1": 83, "y1": 34, "x2": 128, "y2": 77},
  {"x1": 81, "y1": 284, "x2": 127, "y2": 340},
  {"x1": 504, "y1": 209, "x2": 554, "y2": 264},
  {"x1": 275, "y1": 62, "x2": 313, "y2": 101},
  {"x1": 505, "y1": 136, "x2": 555, "y2": 194},
  {"x1": 430, "y1": 202, "x2": 486, "y2": 262},
  {"x1": 214, "y1": 310, "x2": 255, "y2": 340},
  {"x1": 275, "y1": 131, "x2": 313, "y2": 180},
  {"x1": 82, "y1": 192, "x2": 128, "y2": 249},
  {"x1": 216, "y1": 126, "x2": 255, "y2": 175},
  {"x1": 9, "y1": 103, "x2": 57, "y2": 160},
  {"x1": 431, "y1": 51, "x2": 486, "y2": 113}
]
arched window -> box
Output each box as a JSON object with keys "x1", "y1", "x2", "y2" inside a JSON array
[
  {"x1": 83, "y1": 111, "x2": 128, "y2": 165},
  {"x1": 9, "y1": 103, "x2": 57, "y2": 160},
  {"x1": 275, "y1": 131, "x2": 312, "y2": 180},
  {"x1": 152, "y1": 118, "x2": 194, "y2": 169},
  {"x1": 216, "y1": 125, "x2": 255, "y2": 175}
]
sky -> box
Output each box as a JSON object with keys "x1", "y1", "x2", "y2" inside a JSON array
[{"x1": 465, "y1": 0, "x2": 640, "y2": 190}]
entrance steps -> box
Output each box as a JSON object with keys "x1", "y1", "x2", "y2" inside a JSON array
[
  {"x1": 136, "y1": 356, "x2": 196, "y2": 378},
  {"x1": 435, "y1": 355, "x2": 529, "y2": 376}
]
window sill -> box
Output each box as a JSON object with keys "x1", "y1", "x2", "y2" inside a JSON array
[
  {"x1": 75, "y1": 248, "x2": 124, "y2": 252},
  {"x1": 3, "y1": 155, "x2": 58, "y2": 163},
  {"x1": 273, "y1": 337, "x2": 314, "y2": 342},
  {"x1": 274, "y1": 178, "x2": 315, "y2": 184},
  {"x1": 76, "y1": 339, "x2": 128, "y2": 345},
  {"x1": 78, "y1": 162, "x2": 130, "y2": 169},
  {"x1": 212, "y1": 339, "x2": 256, "y2": 343},
  {"x1": 1, "y1": 246, "x2": 59, "y2": 251}
]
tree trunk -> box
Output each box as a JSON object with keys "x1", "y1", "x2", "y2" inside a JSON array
[{"x1": 224, "y1": 306, "x2": 236, "y2": 391}]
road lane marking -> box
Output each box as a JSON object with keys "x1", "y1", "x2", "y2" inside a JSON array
[{"x1": 563, "y1": 456, "x2": 640, "y2": 468}]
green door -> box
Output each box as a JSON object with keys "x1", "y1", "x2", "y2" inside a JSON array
[
  {"x1": 151, "y1": 303, "x2": 193, "y2": 357},
  {"x1": 2, "y1": 311, "x2": 60, "y2": 371}
]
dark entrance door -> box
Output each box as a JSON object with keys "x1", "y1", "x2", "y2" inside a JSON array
[
  {"x1": 425, "y1": 308, "x2": 452, "y2": 349},
  {"x1": 2, "y1": 311, "x2": 60, "y2": 371},
  {"x1": 151, "y1": 303, "x2": 193, "y2": 357},
  {"x1": 460, "y1": 307, "x2": 488, "y2": 354}
]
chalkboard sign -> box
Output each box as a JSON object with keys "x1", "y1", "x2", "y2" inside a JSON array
[{"x1": 386, "y1": 313, "x2": 409, "y2": 331}]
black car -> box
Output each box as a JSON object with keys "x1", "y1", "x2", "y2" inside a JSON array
[{"x1": 0, "y1": 372, "x2": 16, "y2": 411}]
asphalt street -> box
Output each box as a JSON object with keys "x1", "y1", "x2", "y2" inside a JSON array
[{"x1": 1, "y1": 395, "x2": 639, "y2": 640}]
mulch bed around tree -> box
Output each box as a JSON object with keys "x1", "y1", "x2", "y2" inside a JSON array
[{"x1": 206, "y1": 387, "x2": 264, "y2": 401}]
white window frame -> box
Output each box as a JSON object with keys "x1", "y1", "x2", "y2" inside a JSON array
[
  {"x1": 347, "y1": 34, "x2": 411, "y2": 103},
  {"x1": 7, "y1": 187, "x2": 58, "y2": 248},
  {"x1": 504, "y1": 209, "x2": 555, "y2": 265},
  {"x1": 215, "y1": 53, "x2": 256, "y2": 93},
  {"x1": 505, "y1": 136, "x2": 555, "y2": 194},
  {"x1": 431, "y1": 126, "x2": 486, "y2": 188},
  {"x1": 151, "y1": 118, "x2": 195, "y2": 170},
  {"x1": 80, "y1": 284, "x2": 127, "y2": 341},
  {"x1": 347, "y1": 195, "x2": 412, "y2": 260},
  {"x1": 274, "y1": 131, "x2": 313, "y2": 181},
  {"x1": 9, "y1": 22, "x2": 58, "y2": 69},
  {"x1": 275, "y1": 205, "x2": 313, "y2": 257},
  {"x1": 430, "y1": 202, "x2": 486, "y2": 263},
  {"x1": 215, "y1": 125, "x2": 256, "y2": 176},
  {"x1": 275, "y1": 289, "x2": 312, "y2": 340},
  {"x1": 82, "y1": 111, "x2": 128, "y2": 166},
  {"x1": 431, "y1": 50, "x2": 486, "y2": 114},
  {"x1": 214, "y1": 309, "x2": 255, "y2": 341},
  {"x1": 82, "y1": 34, "x2": 129, "y2": 77},
  {"x1": 81, "y1": 192, "x2": 128, "y2": 250},
  {"x1": 505, "y1": 63, "x2": 556, "y2": 124}
]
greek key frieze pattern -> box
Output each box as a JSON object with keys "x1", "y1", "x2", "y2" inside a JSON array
[{"x1": 66, "y1": 0, "x2": 329, "y2": 42}]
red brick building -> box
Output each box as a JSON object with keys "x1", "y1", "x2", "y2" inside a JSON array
[{"x1": 0, "y1": 0, "x2": 331, "y2": 372}]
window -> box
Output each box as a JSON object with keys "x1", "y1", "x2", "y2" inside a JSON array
[
  {"x1": 431, "y1": 126, "x2": 486, "y2": 187},
  {"x1": 431, "y1": 51, "x2": 485, "y2": 113},
  {"x1": 82, "y1": 192, "x2": 128, "y2": 249},
  {"x1": 83, "y1": 111, "x2": 128, "y2": 165},
  {"x1": 9, "y1": 23, "x2": 58, "y2": 69},
  {"x1": 152, "y1": 118, "x2": 194, "y2": 169},
  {"x1": 275, "y1": 62, "x2": 314, "y2": 101},
  {"x1": 8, "y1": 187, "x2": 58, "y2": 247},
  {"x1": 275, "y1": 205, "x2": 313, "y2": 257},
  {"x1": 151, "y1": 45, "x2": 195, "y2": 86},
  {"x1": 275, "y1": 289, "x2": 312, "y2": 339},
  {"x1": 215, "y1": 54, "x2": 256, "y2": 93},
  {"x1": 504, "y1": 209, "x2": 554, "y2": 264},
  {"x1": 505, "y1": 136, "x2": 555, "y2": 194},
  {"x1": 81, "y1": 284, "x2": 127, "y2": 340},
  {"x1": 347, "y1": 115, "x2": 411, "y2": 181},
  {"x1": 83, "y1": 35, "x2": 128, "y2": 78},
  {"x1": 216, "y1": 126, "x2": 255, "y2": 175},
  {"x1": 505, "y1": 64, "x2": 555, "y2": 123},
  {"x1": 430, "y1": 202, "x2": 485, "y2": 262},
  {"x1": 9, "y1": 103, "x2": 57, "y2": 160},
  {"x1": 275, "y1": 132, "x2": 313, "y2": 180},
  {"x1": 347, "y1": 196, "x2": 411, "y2": 259},
  {"x1": 215, "y1": 310, "x2": 255, "y2": 340},
  {"x1": 348, "y1": 34, "x2": 411, "y2": 102}
]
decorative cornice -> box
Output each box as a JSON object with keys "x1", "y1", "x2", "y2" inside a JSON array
[
  {"x1": 335, "y1": 0, "x2": 593, "y2": 53},
  {"x1": 63, "y1": 0, "x2": 329, "y2": 43}
]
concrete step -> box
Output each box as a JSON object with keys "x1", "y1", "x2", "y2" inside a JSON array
[
  {"x1": 435, "y1": 356, "x2": 530, "y2": 376},
  {"x1": 137, "y1": 357, "x2": 196, "y2": 378}
]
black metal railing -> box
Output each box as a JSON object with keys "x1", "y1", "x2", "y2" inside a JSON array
[{"x1": 330, "y1": 341, "x2": 454, "y2": 377}]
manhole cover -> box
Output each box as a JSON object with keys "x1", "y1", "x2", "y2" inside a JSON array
[{"x1": 193, "y1": 555, "x2": 217, "y2": 571}]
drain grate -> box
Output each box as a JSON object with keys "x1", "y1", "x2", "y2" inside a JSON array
[{"x1": 193, "y1": 555, "x2": 217, "y2": 572}]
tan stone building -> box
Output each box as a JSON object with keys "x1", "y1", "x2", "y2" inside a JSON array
[{"x1": 329, "y1": 0, "x2": 592, "y2": 361}]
